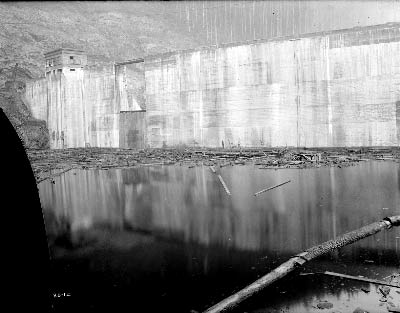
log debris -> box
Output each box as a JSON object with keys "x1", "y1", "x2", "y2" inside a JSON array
[
  {"x1": 218, "y1": 175, "x2": 231, "y2": 195},
  {"x1": 299, "y1": 271, "x2": 400, "y2": 288},
  {"x1": 37, "y1": 166, "x2": 75, "y2": 183},
  {"x1": 27, "y1": 147, "x2": 400, "y2": 184},
  {"x1": 254, "y1": 180, "x2": 291, "y2": 196}
]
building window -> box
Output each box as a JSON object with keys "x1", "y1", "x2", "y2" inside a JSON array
[
  {"x1": 70, "y1": 56, "x2": 74, "y2": 60},
  {"x1": 151, "y1": 128, "x2": 161, "y2": 136},
  {"x1": 70, "y1": 69, "x2": 75, "y2": 71}
]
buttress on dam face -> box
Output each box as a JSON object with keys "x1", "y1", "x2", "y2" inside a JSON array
[{"x1": 24, "y1": 23, "x2": 400, "y2": 149}]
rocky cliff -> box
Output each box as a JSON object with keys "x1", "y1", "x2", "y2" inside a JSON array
[{"x1": 0, "y1": 82, "x2": 49, "y2": 149}]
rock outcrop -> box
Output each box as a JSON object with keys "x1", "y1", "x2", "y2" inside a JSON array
[{"x1": 0, "y1": 81, "x2": 49, "y2": 149}]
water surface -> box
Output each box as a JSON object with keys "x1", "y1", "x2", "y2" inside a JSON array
[{"x1": 39, "y1": 161, "x2": 400, "y2": 312}]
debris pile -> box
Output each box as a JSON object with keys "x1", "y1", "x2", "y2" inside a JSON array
[
  {"x1": 380, "y1": 273, "x2": 400, "y2": 312},
  {"x1": 27, "y1": 146, "x2": 399, "y2": 184}
]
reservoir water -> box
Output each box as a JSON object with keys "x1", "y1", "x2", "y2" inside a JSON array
[{"x1": 39, "y1": 161, "x2": 400, "y2": 312}]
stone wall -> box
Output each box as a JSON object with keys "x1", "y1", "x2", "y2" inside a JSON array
[{"x1": 145, "y1": 23, "x2": 400, "y2": 148}]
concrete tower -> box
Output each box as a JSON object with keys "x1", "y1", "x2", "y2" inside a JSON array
[
  {"x1": 44, "y1": 48, "x2": 87, "y2": 75},
  {"x1": 44, "y1": 48, "x2": 88, "y2": 148}
]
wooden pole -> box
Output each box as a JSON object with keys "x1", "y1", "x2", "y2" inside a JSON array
[
  {"x1": 254, "y1": 180, "x2": 291, "y2": 196},
  {"x1": 203, "y1": 215, "x2": 400, "y2": 313},
  {"x1": 323, "y1": 271, "x2": 399, "y2": 288},
  {"x1": 300, "y1": 271, "x2": 400, "y2": 288},
  {"x1": 218, "y1": 174, "x2": 231, "y2": 195}
]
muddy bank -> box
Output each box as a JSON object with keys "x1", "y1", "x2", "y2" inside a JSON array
[{"x1": 28, "y1": 146, "x2": 399, "y2": 184}]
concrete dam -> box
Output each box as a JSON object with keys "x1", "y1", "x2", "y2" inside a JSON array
[
  {"x1": 25, "y1": 23, "x2": 400, "y2": 149},
  {"x1": 24, "y1": 49, "x2": 146, "y2": 149}
]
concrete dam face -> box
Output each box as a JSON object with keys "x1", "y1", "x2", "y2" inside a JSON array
[
  {"x1": 25, "y1": 62, "x2": 145, "y2": 149},
  {"x1": 145, "y1": 23, "x2": 400, "y2": 148},
  {"x1": 25, "y1": 23, "x2": 400, "y2": 149}
]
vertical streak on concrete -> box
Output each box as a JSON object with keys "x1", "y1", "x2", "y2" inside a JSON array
[
  {"x1": 38, "y1": 66, "x2": 124, "y2": 148},
  {"x1": 325, "y1": 36, "x2": 333, "y2": 147},
  {"x1": 57, "y1": 73, "x2": 62, "y2": 148},
  {"x1": 46, "y1": 76, "x2": 51, "y2": 137},
  {"x1": 113, "y1": 65, "x2": 118, "y2": 112},
  {"x1": 191, "y1": 51, "x2": 203, "y2": 145},
  {"x1": 294, "y1": 42, "x2": 300, "y2": 147},
  {"x1": 80, "y1": 69, "x2": 87, "y2": 146},
  {"x1": 52, "y1": 73, "x2": 57, "y2": 148},
  {"x1": 397, "y1": 101, "x2": 400, "y2": 145},
  {"x1": 145, "y1": 23, "x2": 400, "y2": 148}
]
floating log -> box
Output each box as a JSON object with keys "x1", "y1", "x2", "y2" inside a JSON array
[
  {"x1": 299, "y1": 271, "x2": 400, "y2": 288},
  {"x1": 218, "y1": 175, "x2": 231, "y2": 195},
  {"x1": 254, "y1": 180, "x2": 291, "y2": 196},
  {"x1": 203, "y1": 215, "x2": 400, "y2": 313},
  {"x1": 140, "y1": 162, "x2": 165, "y2": 167},
  {"x1": 37, "y1": 166, "x2": 75, "y2": 183}
]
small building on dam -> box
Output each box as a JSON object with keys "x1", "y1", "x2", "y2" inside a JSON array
[{"x1": 24, "y1": 22, "x2": 400, "y2": 149}]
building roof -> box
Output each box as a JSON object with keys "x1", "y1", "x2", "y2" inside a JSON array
[{"x1": 44, "y1": 48, "x2": 86, "y2": 57}]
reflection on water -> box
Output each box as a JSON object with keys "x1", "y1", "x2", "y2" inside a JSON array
[
  {"x1": 40, "y1": 162, "x2": 399, "y2": 252},
  {"x1": 39, "y1": 161, "x2": 400, "y2": 312}
]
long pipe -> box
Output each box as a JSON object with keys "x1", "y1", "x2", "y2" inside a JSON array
[{"x1": 203, "y1": 215, "x2": 400, "y2": 313}]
